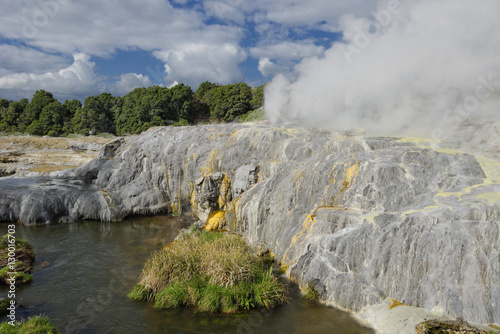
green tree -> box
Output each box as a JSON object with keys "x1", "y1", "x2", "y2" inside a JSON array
[
  {"x1": 23, "y1": 90, "x2": 57, "y2": 130},
  {"x1": 37, "y1": 101, "x2": 66, "y2": 136},
  {"x1": 208, "y1": 83, "x2": 252, "y2": 122},
  {"x1": 0, "y1": 99, "x2": 9, "y2": 110},
  {"x1": 62, "y1": 99, "x2": 82, "y2": 134},
  {"x1": 114, "y1": 84, "x2": 195, "y2": 135},
  {"x1": 63, "y1": 99, "x2": 82, "y2": 116},
  {"x1": 1, "y1": 99, "x2": 28, "y2": 132},
  {"x1": 0, "y1": 99, "x2": 11, "y2": 131},
  {"x1": 170, "y1": 83, "x2": 194, "y2": 120},
  {"x1": 72, "y1": 93, "x2": 116, "y2": 135},
  {"x1": 251, "y1": 83, "x2": 265, "y2": 110},
  {"x1": 196, "y1": 81, "x2": 218, "y2": 100}
]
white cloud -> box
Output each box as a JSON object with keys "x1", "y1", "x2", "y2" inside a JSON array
[
  {"x1": 0, "y1": 53, "x2": 154, "y2": 100},
  {"x1": 258, "y1": 58, "x2": 289, "y2": 78},
  {"x1": 265, "y1": 0, "x2": 500, "y2": 136},
  {"x1": 108, "y1": 73, "x2": 153, "y2": 96},
  {"x1": 203, "y1": 1, "x2": 246, "y2": 25},
  {"x1": 0, "y1": 45, "x2": 70, "y2": 75},
  {"x1": 0, "y1": 0, "x2": 380, "y2": 98},
  {"x1": 153, "y1": 42, "x2": 247, "y2": 88},
  {"x1": 0, "y1": 53, "x2": 99, "y2": 99},
  {"x1": 255, "y1": 0, "x2": 374, "y2": 28},
  {"x1": 201, "y1": 0, "x2": 374, "y2": 30},
  {"x1": 250, "y1": 41, "x2": 325, "y2": 61},
  {"x1": 0, "y1": 0, "x2": 204, "y2": 57},
  {"x1": 0, "y1": 0, "x2": 250, "y2": 93}
]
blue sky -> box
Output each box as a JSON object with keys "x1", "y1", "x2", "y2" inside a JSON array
[{"x1": 0, "y1": 0, "x2": 369, "y2": 101}]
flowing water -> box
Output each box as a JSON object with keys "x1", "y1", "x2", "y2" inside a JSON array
[{"x1": 0, "y1": 215, "x2": 374, "y2": 334}]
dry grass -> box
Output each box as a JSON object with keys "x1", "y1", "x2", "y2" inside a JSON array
[{"x1": 0, "y1": 135, "x2": 112, "y2": 150}]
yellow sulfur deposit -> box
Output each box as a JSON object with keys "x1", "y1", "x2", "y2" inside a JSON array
[{"x1": 204, "y1": 210, "x2": 226, "y2": 231}]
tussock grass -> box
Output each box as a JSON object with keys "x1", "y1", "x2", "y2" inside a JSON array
[
  {"x1": 129, "y1": 230, "x2": 285, "y2": 313},
  {"x1": 0, "y1": 316, "x2": 59, "y2": 333}
]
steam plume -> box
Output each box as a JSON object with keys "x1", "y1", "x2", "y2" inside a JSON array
[{"x1": 265, "y1": 0, "x2": 500, "y2": 138}]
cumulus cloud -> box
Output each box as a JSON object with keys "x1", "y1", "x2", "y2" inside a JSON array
[
  {"x1": 0, "y1": 53, "x2": 99, "y2": 99},
  {"x1": 253, "y1": 0, "x2": 374, "y2": 28},
  {"x1": 0, "y1": 45, "x2": 70, "y2": 75},
  {"x1": 258, "y1": 58, "x2": 289, "y2": 78},
  {"x1": 108, "y1": 73, "x2": 153, "y2": 96},
  {"x1": 153, "y1": 42, "x2": 246, "y2": 88},
  {"x1": 0, "y1": 0, "x2": 378, "y2": 98},
  {"x1": 250, "y1": 41, "x2": 324, "y2": 61},
  {"x1": 0, "y1": 0, "x2": 203, "y2": 57},
  {"x1": 265, "y1": 0, "x2": 500, "y2": 137},
  {"x1": 0, "y1": 0, "x2": 249, "y2": 94},
  {"x1": 202, "y1": 0, "x2": 374, "y2": 30},
  {"x1": 0, "y1": 53, "x2": 153, "y2": 100},
  {"x1": 203, "y1": 1, "x2": 246, "y2": 24}
]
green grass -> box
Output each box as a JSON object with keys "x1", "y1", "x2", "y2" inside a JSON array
[
  {"x1": 0, "y1": 234, "x2": 35, "y2": 285},
  {"x1": 0, "y1": 235, "x2": 33, "y2": 251},
  {"x1": 0, "y1": 298, "x2": 9, "y2": 315},
  {"x1": 304, "y1": 285, "x2": 320, "y2": 301},
  {"x1": 0, "y1": 264, "x2": 33, "y2": 284},
  {"x1": 0, "y1": 316, "x2": 59, "y2": 334},
  {"x1": 129, "y1": 230, "x2": 285, "y2": 313}
]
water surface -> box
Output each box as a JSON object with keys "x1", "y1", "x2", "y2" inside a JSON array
[{"x1": 0, "y1": 215, "x2": 373, "y2": 334}]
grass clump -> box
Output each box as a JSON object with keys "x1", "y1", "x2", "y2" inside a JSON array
[
  {"x1": 304, "y1": 285, "x2": 320, "y2": 302},
  {"x1": 0, "y1": 234, "x2": 35, "y2": 285},
  {"x1": 129, "y1": 230, "x2": 285, "y2": 313},
  {"x1": 415, "y1": 319, "x2": 494, "y2": 334},
  {"x1": 0, "y1": 298, "x2": 9, "y2": 315},
  {"x1": 0, "y1": 316, "x2": 59, "y2": 333}
]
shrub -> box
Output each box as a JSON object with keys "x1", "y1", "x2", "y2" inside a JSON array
[{"x1": 239, "y1": 108, "x2": 265, "y2": 123}]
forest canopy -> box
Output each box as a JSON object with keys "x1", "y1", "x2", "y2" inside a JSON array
[{"x1": 0, "y1": 82, "x2": 265, "y2": 136}]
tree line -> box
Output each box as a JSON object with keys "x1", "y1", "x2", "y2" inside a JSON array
[{"x1": 0, "y1": 82, "x2": 265, "y2": 136}]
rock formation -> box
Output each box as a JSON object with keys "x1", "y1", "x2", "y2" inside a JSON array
[{"x1": 0, "y1": 124, "x2": 499, "y2": 326}]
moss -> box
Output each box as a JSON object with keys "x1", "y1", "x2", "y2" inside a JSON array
[
  {"x1": 0, "y1": 316, "x2": 59, "y2": 334},
  {"x1": 130, "y1": 230, "x2": 286, "y2": 313}
]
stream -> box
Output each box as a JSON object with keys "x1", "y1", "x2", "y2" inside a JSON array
[{"x1": 0, "y1": 215, "x2": 374, "y2": 334}]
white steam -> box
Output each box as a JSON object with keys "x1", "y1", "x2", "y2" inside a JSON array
[{"x1": 265, "y1": 0, "x2": 500, "y2": 138}]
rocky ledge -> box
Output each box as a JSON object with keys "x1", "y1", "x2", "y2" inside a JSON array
[{"x1": 0, "y1": 124, "x2": 499, "y2": 329}]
